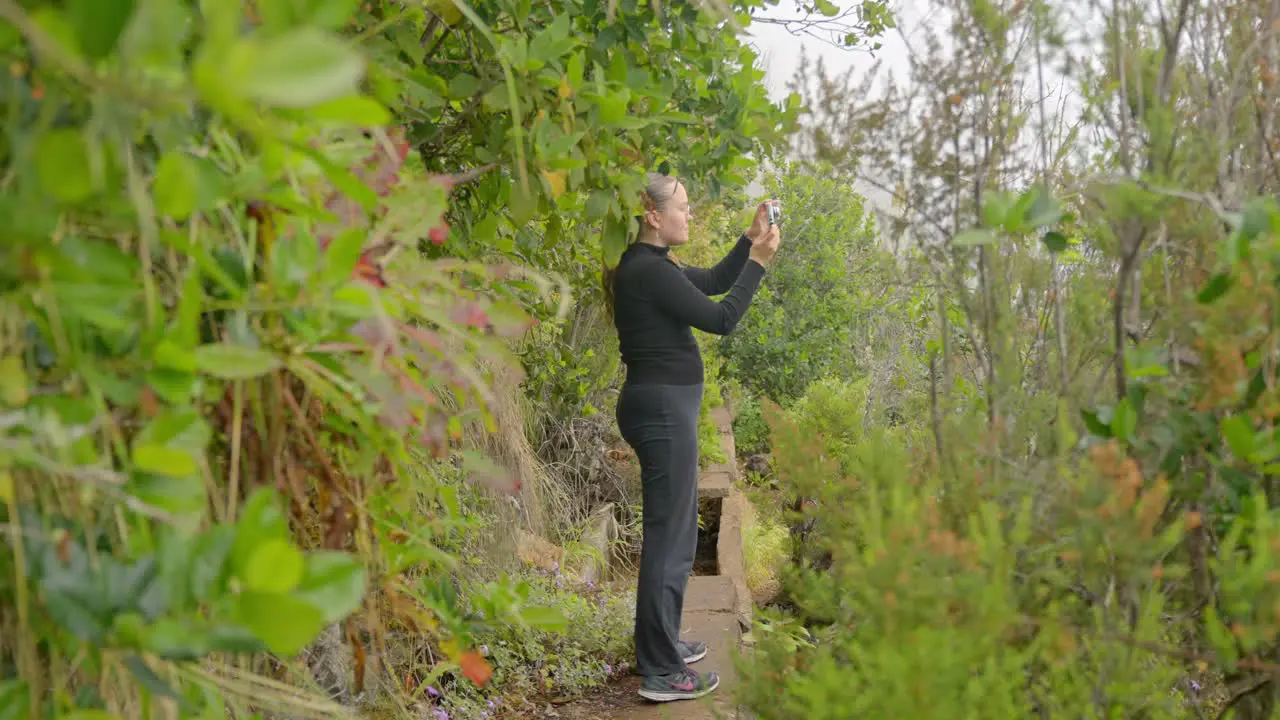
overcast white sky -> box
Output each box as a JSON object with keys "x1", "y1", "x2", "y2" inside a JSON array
[
  {"x1": 747, "y1": 0, "x2": 923, "y2": 102},
  {"x1": 741, "y1": 0, "x2": 1089, "y2": 222},
  {"x1": 740, "y1": 1, "x2": 929, "y2": 212}
]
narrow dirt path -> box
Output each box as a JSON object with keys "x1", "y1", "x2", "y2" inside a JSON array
[{"x1": 554, "y1": 407, "x2": 752, "y2": 720}]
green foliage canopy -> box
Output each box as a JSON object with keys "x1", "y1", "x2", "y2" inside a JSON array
[{"x1": 717, "y1": 164, "x2": 880, "y2": 402}]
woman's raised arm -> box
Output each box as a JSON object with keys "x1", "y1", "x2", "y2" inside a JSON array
[
  {"x1": 681, "y1": 200, "x2": 777, "y2": 295},
  {"x1": 681, "y1": 235, "x2": 752, "y2": 296}
]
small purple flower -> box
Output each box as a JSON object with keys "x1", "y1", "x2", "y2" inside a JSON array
[
  {"x1": 480, "y1": 644, "x2": 489, "y2": 656},
  {"x1": 604, "y1": 663, "x2": 613, "y2": 675},
  {"x1": 426, "y1": 686, "x2": 440, "y2": 698},
  {"x1": 488, "y1": 700, "x2": 496, "y2": 710},
  {"x1": 432, "y1": 709, "x2": 449, "y2": 720}
]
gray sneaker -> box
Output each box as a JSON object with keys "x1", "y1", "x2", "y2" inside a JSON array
[
  {"x1": 631, "y1": 640, "x2": 709, "y2": 675},
  {"x1": 639, "y1": 668, "x2": 720, "y2": 703},
  {"x1": 679, "y1": 639, "x2": 707, "y2": 664}
]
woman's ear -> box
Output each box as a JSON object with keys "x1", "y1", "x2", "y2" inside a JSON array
[{"x1": 643, "y1": 208, "x2": 661, "y2": 230}]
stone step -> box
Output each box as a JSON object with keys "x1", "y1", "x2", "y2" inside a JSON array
[
  {"x1": 684, "y1": 575, "x2": 737, "y2": 614},
  {"x1": 697, "y1": 468, "x2": 732, "y2": 499},
  {"x1": 709, "y1": 406, "x2": 733, "y2": 432},
  {"x1": 698, "y1": 403, "x2": 737, "y2": 498}
]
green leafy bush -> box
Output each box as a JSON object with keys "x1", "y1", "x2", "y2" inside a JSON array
[
  {"x1": 0, "y1": 0, "x2": 861, "y2": 715},
  {"x1": 725, "y1": 0, "x2": 1280, "y2": 715},
  {"x1": 0, "y1": 0, "x2": 637, "y2": 715},
  {"x1": 360, "y1": 458, "x2": 635, "y2": 717},
  {"x1": 0, "y1": 488, "x2": 366, "y2": 716},
  {"x1": 788, "y1": 378, "x2": 869, "y2": 464},
  {"x1": 739, "y1": 402, "x2": 1202, "y2": 718},
  {"x1": 732, "y1": 394, "x2": 772, "y2": 457},
  {"x1": 698, "y1": 402, "x2": 728, "y2": 470},
  {"x1": 521, "y1": 314, "x2": 619, "y2": 426},
  {"x1": 716, "y1": 163, "x2": 881, "y2": 403},
  {"x1": 698, "y1": 409, "x2": 728, "y2": 469},
  {"x1": 737, "y1": 187, "x2": 1280, "y2": 718}
]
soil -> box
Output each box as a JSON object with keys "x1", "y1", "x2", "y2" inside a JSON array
[
  {"x1": 693, "y1": 497, "x2": 722, "y2": 576},
  {"x1": 534, "y1": 675, "x2": 645, "y2": 719}
]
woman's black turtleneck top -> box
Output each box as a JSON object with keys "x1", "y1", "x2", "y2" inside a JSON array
[{"x1": 611, "y1": 235, "x2": 766, "y2": 387}]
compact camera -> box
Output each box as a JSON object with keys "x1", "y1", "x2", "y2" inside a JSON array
[{"x1": 767, "y1": 203, "x2": 782, "y2": 226}]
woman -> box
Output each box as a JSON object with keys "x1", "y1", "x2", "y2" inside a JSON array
[{"x1": 606, "y1": 173, "x2": 780, "y2": 703}]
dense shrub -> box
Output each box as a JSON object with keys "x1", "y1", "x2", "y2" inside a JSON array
[
  {"x1": 733, "y1": 0, "x2": 1280, "y2": 707},
  {"x1": 731, "y1": 393, "x2": 772, "y2": 457},
  {"x1": 716, "y1": 164, "x2": 881, "y2": 403},
  {"x1": 421, "y1": 571, "x2": 634, "y2": 718},
  {"x1": 0, "y1": 0, "x2": 792, "y2": 715},
  {"x1": 697, "y1": 348, "x2": 730, "y2": 468},
  {"x1": 734, "y1": 175, "x2": 1280, "y2": 720},
  {"x1": 738, "y1": 399, "x2": 1224, "y2": 718}
]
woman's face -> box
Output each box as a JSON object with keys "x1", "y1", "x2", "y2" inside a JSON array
[{"x1": 650, "y1": 182, "x2": 691, "y2": 246}]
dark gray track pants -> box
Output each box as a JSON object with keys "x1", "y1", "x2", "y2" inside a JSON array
[{"x1": 616, "y1": 382, "x2": 703, "y2": 678}]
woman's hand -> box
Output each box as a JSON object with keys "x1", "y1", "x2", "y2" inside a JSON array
[
  {"x1": 749, "y1": 224, "x2": 781, "y2": 267},
  {"x1": 746, "y1": 199, "x2": 779, "y2": 242}
]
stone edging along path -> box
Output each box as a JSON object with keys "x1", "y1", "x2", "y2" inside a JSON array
[{"x1": 703, "y1": 405, "x2": 753, "y2": 635}]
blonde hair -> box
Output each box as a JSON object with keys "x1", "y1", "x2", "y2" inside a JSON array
[{"x1": 639, "y1": 173, "x2": 680, "y2": 219}]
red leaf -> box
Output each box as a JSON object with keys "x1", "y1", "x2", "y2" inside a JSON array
[
  {"x1": 358, "y1": 128, "x2": 410, "y2": 197},
  {"x1": 352, "y1": 253, "x2": 387, "y2": 288},
  {"x1": 465, "y1": 305, "x2": 488, "y2": 328},
  {"x1": 450, "y1": 302, "x2": 489, "y2": 329},
  {"x1": 139, "y1": 387, "x2": 160, "y2": 418},
  {"x1": 400, "y1": 325, "x2": 442, "y2": 352},
  {"x1": 459, "y1": 650, "x2": 493, "y2": 687},
  {"x1": 327, "y1": 191, "x2": 366, "y2": 224}
]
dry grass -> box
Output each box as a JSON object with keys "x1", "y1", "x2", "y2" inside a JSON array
[
  {"x1": 465, "y1": 356, "x2": 554, "y2": 536},
  {"x1": 741, "y1": 499, "x2": 788, "y2": 605}
]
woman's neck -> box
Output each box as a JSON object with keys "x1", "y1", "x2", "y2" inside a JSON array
[{"x1": 637, "y1": 230, "x2": 667, "y2": 249}]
